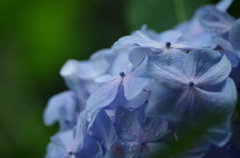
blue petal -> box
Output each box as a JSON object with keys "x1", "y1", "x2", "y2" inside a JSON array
[
  {"x1": 124, "y1": 57, "x2": 150, "y2": 100},
  {"x1": 123, "y1": 76, "x2": 149, "y2": 100},
  {"x1": 137, "y1": 106, "x2": 169, "y2": 142},
  {"x1": 43, "y1": 91, "x2": 77, "y2": 128},
  {"x1": 114, "y1": 31, "x2": 165, "y2": 50},
  {"x1": 46, "y1": 130, "x2": 75, "y2": 158},
  {"x1": 60, "y1": 59, "x2": 106, "y2": 80},
  {"x1": 73, "y1": 110, "x2": 88, "y2": 152},
  {"x1": 129, "y1": 47, "x2": 152, "y2": 66},
  {"x1": 109, "y1": 83, "x2": 148, "y2": 108},
  {"x1": 114, "y1": 107, "x2": 144, "y2": 142},
  {"x1": 146, "y1": 81, "x2": 186, "y2": 121},
  {"x1": 183, "y1": 49, "x2": 231, "y2": 86},
  {"x1": 86, "y1": 79, "x2": 121, "y2": 122},
  {"x1": 147, "y1": 54, "x2": 186, "y2": 84},
  {"x1": 154, "y1": 30, "x2": 181, "y2": 43},
  {"x1": 60, "y1": 60, "x2": 95, "y2": 103},
  {"x1": 216, "y1": 0, "x2": 233, "y2": 12},
  {"x1": 198, "y1": 5, "x2": 234, "y2": 37},
  {"x1": 105, "y1": 140, "x2": 141, "y2": 158},
  {"x1": 75, "y1": 135, "x2": 103, "y2": 158},
  {"x1": 216, "y1": 37, "x2": 238, "y2": 67},
  {"x1": 111, "y1": 53, "x2": 130, "y2": 76},
  {"x1": 229, "y1": 19, "x2": 240, "y2": 60},
  {"x1": 187, "y1": 79, "x2": 237, "y2": 147},
  {"x1": 89, "y1": 109, "x2": 115, "y2": 151}
]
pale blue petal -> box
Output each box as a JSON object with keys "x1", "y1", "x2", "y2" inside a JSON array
[
  {"x1": 60, "y1": 59, "x2": 105, "y2": 80},
  {"x1": 198, "y1": 5, "x2": 234, "y2": 37},
  {"x1": 111, "y1": 53, "x2": 129, "y2": 76},
  {"x1": 183, "y1": 49, "x2": 231, "y2": 86},
  {"x1": 60, "y1": 60, "x2": 96, "y2": 103},
  {"x1": 123, "y1": 76, "x2": 149, "y2": 100},
  {"x1": 154, "y1": 30, "x2": 181, "y2": 43},
  {"x1": 187, "y1": 85, "x2": 236, "y2": 147},
  {"x1": 129, "y1": 47, "x2": 152, "y2": 66},
  {"x1": 94, "y1": 74, "x2": 118, "y2": 83},
  {"x1": 124, "y1": 90, "x2": 149, "y2": 108},
  {"x1": 229, "y1": 19, "x2": 240, "y2": 59},
  {"x1": 46, "y1": 130, "x2": 75, "y2": 158},
  {"x1": 131, "y1": 56, "x2": 149, "y2": 76},
  {"x1": 45, "y1": 142, "x2": 68, "y2": 158},
  {"x1": 146, "y1": 81, "x2": 186, "y2": 121},
  {"x1": 86, "y1": 79, "x2": 121, "y2": 122},
  {"x1": 216, "y1": 0, "x2": 233, "y2": 12},
  {"x1": 110, "y1": 82, "x2": 148, "y2": 108},
  {"x1": 90, "y1": 49, "x2": 111, "y2": 73},
  {"x1": 172, "y1": 41, "x2": 202, "y2": 50},
  {"x1": 90, "y1": 109, "x2": 115, "y2": 151},
  {"x1": 72, "y1": 111, "x2": 88, "y2": 152},
  {"x1": 75, "y1": 135, "x2": 103, "y2": 158},
  {"x1": 174, "y1": 13, "x2": 216, "y2": 49},
  {"x1": 138, "y1": 24, "x2": 158, "y2": 39},
  {"x1": 216, "y1": 37, "x2": 238, "y2": 67},
  {"x1": 114, "y1": 107, "x2": 144, "y2": 142},
  {"x1": 114, "y1": 31, "x2": 165, "y2": 49},
  {"x1": 147, "y1": 54, "x2": 186, "y2": 84},
  {"x1": 44, "y1": 91, "x2": 77, "y2": 126},
  {"x1": 163, "y1": 49, "x2": 187, "y2": 69},
  {"x1": 196, "y1": 55, "x2": 231, "y2": 86},
  {"x1": 123, "y1": 56, "x2": 150, "y2": 100}
]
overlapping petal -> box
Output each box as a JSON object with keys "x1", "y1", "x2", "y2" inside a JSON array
[
  {"x1": 229, "y1": 19, "x2": 240, "y2": 60},
  {"x1": 146, "y1": 81, "x2": 186, "y2": 121},
  {"x1": 183, "y1": 49, "x2": 231, "y2": 86},
  {"x1": 86, "y1": 79, "x2": 121, "y2": 122},
  {"x1": 44, "y1": 91, "x2": 77, "y2": 128},
  {"x1": 90, "y1": 109, "x2": 115, "y2": 151},
  {"x1": 198, "y1": 5, "x2": 235, "y2": 37}
]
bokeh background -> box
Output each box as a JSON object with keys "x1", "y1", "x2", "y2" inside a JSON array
[{"x1": 0, "y1": 0, "x2": 239, "y2": 157}]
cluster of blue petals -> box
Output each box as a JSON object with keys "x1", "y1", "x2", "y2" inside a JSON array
[{"x1": 43, "y1": 0, "x2": 240, "y2": 157}]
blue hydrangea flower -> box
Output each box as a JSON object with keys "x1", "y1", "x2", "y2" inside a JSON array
[
  {"x1": 45, "y1": 130, "x2": 103, "y2": 158},
  {"x1": 43, "y1": 0, "x2": 240, "y2": 157},
  {"x1": 105, "y1": 105, "x2": 170, "y2": 158},
  {"x1": 114, "y1": 29, "x2": 196, "y2": 67},
  {"x1": 146, "y1": 49, "x2": 237, "y2": 146},
  {"x1": 85, "y1": 53, "x2": 149, "y2": 122}
]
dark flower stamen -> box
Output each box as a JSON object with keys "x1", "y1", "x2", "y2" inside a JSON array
[
  {"x1": 68, "y1": 151, "x2": 73, "y2": 155},
  {"x1": 165, "y1": 42, "x2": 171, "y2": 48},
  {"x1": 140, "y1": 141, "x2": 145, "y2": 146},
  {"x1": 188, "y1": 81, "x2": 194, "y2": 87},
  {"x1": 119, "y1": 71, "x2": 125, "y2": 77}
]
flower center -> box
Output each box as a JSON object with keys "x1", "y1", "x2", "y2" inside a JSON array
[
  {"x1": 119, "y1": 71, "x2": 125, "y2": 77},
  {"x1": 140, "y1": 141, "x2": 145, "y2": 146},
  {"x1": 188, "y1": 81, "x2": 194, "y2": 87},
  {"x1": 165, "y1": 42, "x2": 171, "y2": 48},
  {"x1": 68, "y1": 151, "x2": 73, "y2": 155}
]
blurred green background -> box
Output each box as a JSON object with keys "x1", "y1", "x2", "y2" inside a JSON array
[{"x1": 0, "y1": 0, "x2": 239, "y2": 157}]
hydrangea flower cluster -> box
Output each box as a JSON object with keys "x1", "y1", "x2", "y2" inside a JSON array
[{"x1": 43, "y1": 0, "x2": 240, "y2": 157}]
